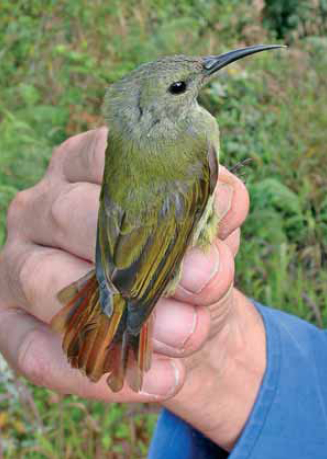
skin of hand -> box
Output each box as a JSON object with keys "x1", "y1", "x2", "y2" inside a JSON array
[{"x1": 0, "y1": 127, "x2": 266, "y2": 450}]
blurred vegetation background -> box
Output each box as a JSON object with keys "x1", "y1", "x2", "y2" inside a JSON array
[{"x1": 0, "y1": 0, "x2": 326, "y2": 457}]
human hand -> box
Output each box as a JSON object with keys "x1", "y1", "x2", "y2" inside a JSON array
[{"x1": 0, "y1": 128, "x2": 256, "y2": 414}]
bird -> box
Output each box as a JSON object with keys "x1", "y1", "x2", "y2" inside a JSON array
[{"x1": 51, "y1": 44, "x2": 284, "y2": 392}]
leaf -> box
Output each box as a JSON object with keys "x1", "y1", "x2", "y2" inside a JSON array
[{"x1": 250, "y1": 178, "x2": 302, "y2": 215}]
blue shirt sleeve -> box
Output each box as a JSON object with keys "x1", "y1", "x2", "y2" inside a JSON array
[{"x1": 148, "y1": 302, "x2": 327, "y2": 459}]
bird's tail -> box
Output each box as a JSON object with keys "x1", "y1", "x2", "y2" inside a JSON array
[{"x1": 51, "y1": 270, "x2": 153, "y2": 392}]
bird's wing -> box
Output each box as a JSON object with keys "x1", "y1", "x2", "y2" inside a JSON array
[{"x1": 97, "y1": 144, "x2": 218, "y2": 335}]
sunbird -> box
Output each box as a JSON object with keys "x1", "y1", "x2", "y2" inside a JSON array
[{"x1": 51, "y1": 44, "x2": 284, "y2": 392}]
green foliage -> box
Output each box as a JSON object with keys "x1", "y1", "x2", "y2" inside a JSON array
[
  {"x1": 0, "y1": 0, "x2": 327, "y2": 457},
  {"x1": 263, "y1": 0, "x2": 327, "y2": 40},
  {"x1": 0, "y1": 368, "x2": 158, "y2": 457}
]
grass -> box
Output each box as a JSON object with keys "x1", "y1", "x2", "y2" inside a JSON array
[
  {"x1": 0, "y1": 363, "x2": 158, "y2": 458},
  {"x1": 0, "y1": 1, "x2": 326, "y2": 457}
]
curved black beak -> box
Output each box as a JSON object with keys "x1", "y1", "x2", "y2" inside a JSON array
[{"x1": 203, "y1": 44, "x2": 286, "y2": 75}]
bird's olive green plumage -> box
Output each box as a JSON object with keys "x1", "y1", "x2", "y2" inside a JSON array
[{"x1": 51, "y1": 44, "x2": 284, "y2": 392}]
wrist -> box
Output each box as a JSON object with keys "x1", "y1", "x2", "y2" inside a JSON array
[{"x1": 163, "y1": 289, "x2": 266, "y2": 451}]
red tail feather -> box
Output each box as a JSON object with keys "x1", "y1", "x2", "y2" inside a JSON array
[{"x1": 51, "y1": 271, "x2": 152, "y2": 392}]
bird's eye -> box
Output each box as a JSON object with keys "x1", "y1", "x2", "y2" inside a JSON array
[{"x1": 168, "y1": 81, "x2": 187, "y2": 95}]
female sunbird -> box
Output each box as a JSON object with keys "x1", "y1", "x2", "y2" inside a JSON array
[{"x1": 51, "y1": 45, "x2": 284, "y2": 392}]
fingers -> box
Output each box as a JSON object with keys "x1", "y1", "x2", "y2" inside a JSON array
[
  {"x1": 0, "y1": 308, "x2": 184, "y2": 401},
  {"x1": 1, "y1": 241, "x2": 212, "y2": 359},
  {"x1": 1, "y1": 227, "x2": 235, "y2": 360},
  {"x1": 0, "y1": 232, "x2": 234, "y2": 400}
]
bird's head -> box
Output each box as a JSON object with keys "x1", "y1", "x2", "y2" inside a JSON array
[{"x1": 104, "y1": 45, "x2": 285, "y2": 138}]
